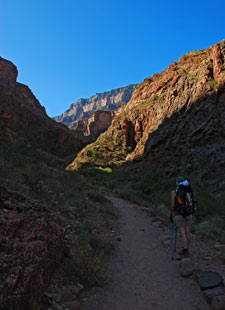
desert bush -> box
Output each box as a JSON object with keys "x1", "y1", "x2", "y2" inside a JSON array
[
  {"x1": 193, "y1": 216, "x2": 225, "y2": 241},
  {"x1": 70, "y1": 245, "x2": 106, "y2": 287}
]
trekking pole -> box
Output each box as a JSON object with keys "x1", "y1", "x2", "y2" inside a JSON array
[{"x1": 170, "y1": 220, "x2": 174, "y2": 260}]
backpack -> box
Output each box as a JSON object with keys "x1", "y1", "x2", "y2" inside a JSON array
[{"x1": 175, "y1": 184, "x2": 194, "y2": 216}]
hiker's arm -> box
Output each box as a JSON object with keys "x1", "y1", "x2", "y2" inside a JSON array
[{"x1": 170, "y1": 191, "x2": 176, "y2": 219}]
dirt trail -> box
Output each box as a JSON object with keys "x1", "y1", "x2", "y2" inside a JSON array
[{"x1": 82, "y1": 193, "x2": 208, "y2": 310}]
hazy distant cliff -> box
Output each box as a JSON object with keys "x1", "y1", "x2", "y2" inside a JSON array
[{"x1": 53, "y1": 84, "x2": 137, "y2": 129}]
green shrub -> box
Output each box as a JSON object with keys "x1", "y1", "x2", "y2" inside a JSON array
[
  {"x1": 96, "y1": 167, "x2": 112, "y2": 173},
  {"x1": 127, "y1": 146, "x2": 133, "y2": 153},
  {"x1": 193, "y1": 216, "x2": 225, "y2": 241}
]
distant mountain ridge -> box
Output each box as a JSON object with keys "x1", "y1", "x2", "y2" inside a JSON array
[{"x1": 53, "y1": 84, "x2": 137, "y2": 129}]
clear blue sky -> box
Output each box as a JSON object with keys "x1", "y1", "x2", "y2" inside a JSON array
[{"x1": 1, "y1": 0, "x2": 224, "y2": 117}]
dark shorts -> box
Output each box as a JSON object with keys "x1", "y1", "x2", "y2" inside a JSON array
[{"x1": 174, "y1": 214, "x2": 193, "y2": 228}]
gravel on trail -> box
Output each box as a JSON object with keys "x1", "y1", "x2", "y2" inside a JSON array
[{"x1": 82, "y1": 194, "x2": 209, "y2": 310}]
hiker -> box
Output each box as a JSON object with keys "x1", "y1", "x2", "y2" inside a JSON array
[{"x1": 169, "y1": 176, "x2": 194, "y2": 258}]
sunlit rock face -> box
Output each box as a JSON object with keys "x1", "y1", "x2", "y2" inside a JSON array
[
  {"x1": 69, "y1": 40, "x2": 225, "y2": 186},
  {"x1": 0, "y1": 57, "x2": 91, "y2": 158},
  {"x1": 76, "y1": 110, "x2": 115, "y2": 138}
]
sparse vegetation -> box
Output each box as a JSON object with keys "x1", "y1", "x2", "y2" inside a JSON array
[
  {"x1": 67, "y1": 126, "x2": 128, "y2": 170},
  {"x1": 0, "y1": 133, "x2": 117, "y2": 288},
  {"x1": 154, "y1": 95, "x2": 160, "y2": 101},
  {"x1": 127, "y1": 146, "x2": 133, "y2": 153},
  {"x1": 79, "y1": 165, "x2": 225, "y2": 242},
  {"x1": 154, "y1": 73, "x2": 162, "y2": 79},
  {"x1": 187, "y1": 49, "x2": 207, "y2": 57},
  {"x1": 219, "y1": 39, "x2": 225, "y2": 46},
  {"x1": 207, "y1": 77, "x2": 218, "y2": 89}
]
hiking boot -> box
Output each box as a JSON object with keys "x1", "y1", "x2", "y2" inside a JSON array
[
  {"x1": 178, "y1": 248, "x2": 189, "y2": 255},
  {"x1": 177, "y1": 248, "x2": 189, "y2": 260}
]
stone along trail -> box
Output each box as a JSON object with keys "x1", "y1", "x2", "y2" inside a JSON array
[{"x1": 82, "y1": 193, "x2": 208, "y2": 310}]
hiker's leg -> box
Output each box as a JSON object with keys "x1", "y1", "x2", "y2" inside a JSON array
[
  {"x1": 179, "y1": 226, "x2": 188, "y2": 249},
  {"x1": 185, "y1": 225, "x2": 191, "y2": 249},
  {"x1": 184, "y1": 215, "x2": 193, "y2": 249},
  {"x1": 174, "y1": 215, "x2": 189, "y2": 251}
]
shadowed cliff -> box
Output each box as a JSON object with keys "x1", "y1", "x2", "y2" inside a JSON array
[{"x1": 0, "y1": 57, "x2": 91, "y2": 158}]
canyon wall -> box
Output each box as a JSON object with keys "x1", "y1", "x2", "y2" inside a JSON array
[
  {"x1": 0, "y1": 57, "x2": 91, "y2": 158},
  {"x1": 54, "y1": 84, "x2": 137, "y2": 129},
  {"x1": 69, "y1": 41, "x2": 225, "y2": 187}
]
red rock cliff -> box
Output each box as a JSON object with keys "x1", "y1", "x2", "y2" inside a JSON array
[
  {"x1": 76, "y1": 110, "x2": 115, "y2": 138},
  {"x1": 69, "y1": 40, "x2": 225, "y2": 185},
  {"x1": 0, "y1": 57, "x2": 91, "y2": 158}
]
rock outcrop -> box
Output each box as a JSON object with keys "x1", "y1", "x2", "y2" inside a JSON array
[
  {"x1": 69, "y1": 40, "x2": 225, "y2": 186},
  {"x1": 76, "y1": 110, "x2": 115, "y2": 138},
  {"x1": 0, "y1": 57, "x2": 91, "y2": 158},
  {"x1": 53, "y1": 84, "x2": 137, "y2": 129}
]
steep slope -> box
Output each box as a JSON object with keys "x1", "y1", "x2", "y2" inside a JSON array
[
  {"x1": 0, "y1": 184, "x2": 67, "y2": 310},
  {"x1": 0, "y1": 57, "x2": 91, "y2": 158},
  {"x1": 53, "y1": 84, "x2": 137, "y2": 129},
  {"x1": 68, "y1": 41, "x2": 225, "y2": 184},
  {"x1": 0, "y1": 175, "x2": 116, "y2": 310}
]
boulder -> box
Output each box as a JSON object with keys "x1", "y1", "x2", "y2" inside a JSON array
[
  {"x1": 179, "y1": 258, "x2": 194, "y2": 277},
  {"x1": 195, "y1": 271, "x2": 224, "y2": 291},
  {"x1": 203, "y1": 287, "x2": 225, "y2": 304}
]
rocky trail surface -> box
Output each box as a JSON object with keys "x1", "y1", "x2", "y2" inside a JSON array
[{"x1": 81, "y1": 192, "x2": 213, "y2": 310}]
